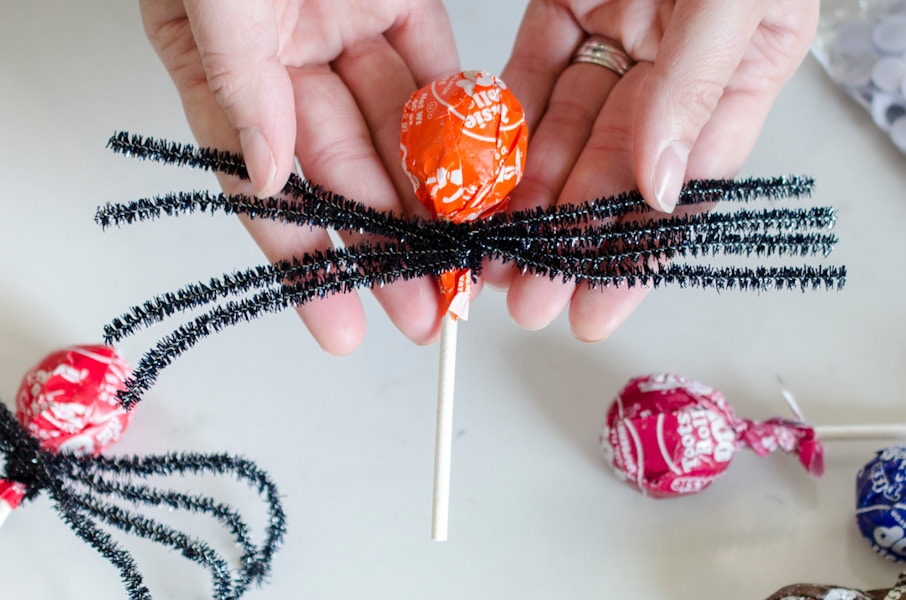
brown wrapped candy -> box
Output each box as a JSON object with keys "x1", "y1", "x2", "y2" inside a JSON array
[{"x1": 765, "y1": 572, "x2": 906, "y2": 600}]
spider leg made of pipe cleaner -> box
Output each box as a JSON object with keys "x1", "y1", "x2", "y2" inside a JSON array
[
  {"x1": 478, "y1": 174, "x2": 816, "y2": 232},
  {"x1": 99, "y1": 203, "x2": 835, "y2": 344},
  {"x1": 477, "y1": 209, "x2": 840, "y2": 274},
  {"x1": 489, "y1": 207, "x2": 839, "y2": 246},
  {"x1": 111, "y1": 242, "x2": 468, "y2": 409},
  {"x1": 0, "y1": 401, "x2": 285, "y2": 600},
  {"x1": 104, "y1": 131, "x2": 815, "y2": 227},
  {"x1": 100, "y1": 132, "x2": 845, "y2": 408},
  {"x1": 101, "y1": 242, "x2": 459, "y2": 343}
]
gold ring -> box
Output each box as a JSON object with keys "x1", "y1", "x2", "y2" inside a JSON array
[{"x1": 571, "y1": 35, "x2": 636, "y2": 76}]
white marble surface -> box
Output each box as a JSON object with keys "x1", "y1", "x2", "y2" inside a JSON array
[{"x1": 1, "y1": 1, "x2": 905, "y2": 598}]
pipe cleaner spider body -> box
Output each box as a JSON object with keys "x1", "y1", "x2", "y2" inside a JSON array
[{"x1": 97, "y1": 133, "x2": 845, "y2": 409}]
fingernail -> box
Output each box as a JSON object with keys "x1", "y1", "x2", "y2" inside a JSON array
[
  {"x1": 238, "y1": 127, "x2": 277, "y2": 198},
  {"x1": 654, "y1": 142, "x2": 690, "y2": 213}
]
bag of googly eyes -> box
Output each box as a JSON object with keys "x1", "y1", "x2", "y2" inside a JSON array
[{"x1": 812, "y1": 0, "x2": 906, "y2": 156}]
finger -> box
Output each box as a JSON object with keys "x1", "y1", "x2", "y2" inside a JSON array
[
  {"x1": 633, "y1": 0, "x2": 768, "y2": 212},
  {"x1": 501, "y1": 56, "x2": 630, "y2": 328},
  {"x1": 500, "y1": 0, "x2": 588, "y2": 131},
  {"x1": 683, "y1": 4, "x2": 820, "y2": 179},
  {"x1": 486, "y1": 1, "x2": 603, "y2": 292},
  {"x1": 569, "y1": 285, "x2": 650, "y2": 342},
  {"x1": 290, "y1": 64, "x2": 442, "y2": 346},
  {"x1": 568, "y1": 66, "x2": 656, "y2": 342},
  {"x1": 240, "y1": 212, "x2": 370, "y2": 356},
  {"x1": 186, "y1": 80, "x2": 369, "y2": 356},
  {"x1": 384, "y1": 0, "x2": 460, "y2": 86},
  {"x1": 183, "y1": 0, "x2": 296, "y2": 198},
  {"x1": 683, "y1": 85, "x2": 778, "y2": 180},
  {"x1": 484, "y1": 59, "x2": 621, "y2": 290},
  {"x1": 141, "y1": 2, "x2": 367, "y2": 355},
  {"x1": 331, "y1": 36, "x2": 426, "y2": 215}
]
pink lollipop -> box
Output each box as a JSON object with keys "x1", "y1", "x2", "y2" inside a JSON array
[
  {"x1": 0, "y1": 345, "x2": 132, "y2": 522},
  {"x1": 601, "y1": 373, "x2": 824, "y2": 497}
]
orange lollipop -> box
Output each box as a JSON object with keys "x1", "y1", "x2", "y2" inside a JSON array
[
  {"x1": 400, "y1": 70, "x2": 527, "y2": 540},
  {"x1": 401, "y1": 69, "x2": 528, "y2": 318}
]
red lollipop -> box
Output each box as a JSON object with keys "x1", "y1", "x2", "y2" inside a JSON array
[
  {"x1": 400, "y1": 70, "x2": 528, "y2": 540},
  {"x1": 601, "y1": 373, "x2": 824, "y2": 497},
  {"x1": 0, "y1": 345, "x2": 132, "y2": 522}
]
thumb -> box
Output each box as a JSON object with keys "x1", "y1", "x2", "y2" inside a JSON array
[
  {"x1": 634, "y1": 0, "x2": 766, "y2": 212},
  {"x1": 184, "y1": 0, "x2": 295, "y2": 197}
]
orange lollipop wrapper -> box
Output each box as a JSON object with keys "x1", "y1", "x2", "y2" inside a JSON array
[{"x1": 401, "y1": 70, "x2": 528, "y2": 318}]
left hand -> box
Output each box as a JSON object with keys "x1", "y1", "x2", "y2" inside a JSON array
[{"x1": 484, "y1": 0, "x2": 820, "y2": 342}]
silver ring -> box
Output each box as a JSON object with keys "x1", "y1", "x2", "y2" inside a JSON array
[{"x1": 571, "y1": 35, "x2": 636, "y2": 76}]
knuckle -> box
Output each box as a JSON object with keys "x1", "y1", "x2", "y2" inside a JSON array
[
  {"x1": 545, "y1": 96, "x2": 601, "y2": 132},
  {"x1": 305, "y1": 134, "x2": 374, "y2": 179},
  {"x1": 202, "y1": 52, "x2": 245, "y2": 108},
  {"x1": 673, "y1": 77, "x2": 726, "y2": 124},
  {"x1": 506, "y1": 54, "x2": 561, "y2": 87},
  {"x1": 586, "y1": 121, "x2": 633, "y2": 156}
]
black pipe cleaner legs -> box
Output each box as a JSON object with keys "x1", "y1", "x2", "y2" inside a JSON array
[
  {"x1": 0, "y1": 401, "x2": 286, "y2": 600},
  {"x1": 98, "y1": 132, "x2": 846, "y2": 409}
]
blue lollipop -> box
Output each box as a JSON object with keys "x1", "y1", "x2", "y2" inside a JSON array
[{"x1": 856, "y1": 445, "x2": 906, "y2": 562}]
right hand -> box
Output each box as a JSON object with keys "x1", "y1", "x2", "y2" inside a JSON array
[{"x1": 140, "y1": 0, "x2": 460, "y2": 354}]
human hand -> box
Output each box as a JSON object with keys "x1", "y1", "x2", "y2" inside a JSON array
[
  {"x1": 140, "y1": 0, "x2": 459, "y2": 354},
  {"x1": 485, "y1": 0, "x2": 820, "y2": 341}
]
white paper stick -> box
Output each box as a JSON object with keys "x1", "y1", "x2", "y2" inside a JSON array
[
  {"x1": 776, "y1": 380, "x2": 906, "y2": 441},
  {"x1": 0, "y1": 500, "x2": 12, "y2": 529},
  {"x1": 432, "y1": 313, "x2": 458, "y2": 542},
  {"x1": 814, "y1": 424, "x2": 906, "y2": 441},
  {"x1": 776, "y1": 376, "x2": 806, "y2": 421}
]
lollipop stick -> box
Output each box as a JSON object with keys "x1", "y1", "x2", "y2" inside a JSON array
[
  {"x1": 776, "y1": 381, "x2": 906, "y2": 441},
  {"x1": 0, "y1": 500, "x2": 11, "y2": 529},
  {"x1": 814, "y1": 424, "x2": 906, "y2": 441},
  {"x1": 432, "y1": 312, "x2": 457, "y2": 541}
]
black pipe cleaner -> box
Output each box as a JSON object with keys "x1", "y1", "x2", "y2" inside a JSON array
[
  {"x1": 0, "y1": 400, "x2": 286, "y2": 600},
  {"x1": 98, "y1": 132, "x2": 846, "y2": 409}
]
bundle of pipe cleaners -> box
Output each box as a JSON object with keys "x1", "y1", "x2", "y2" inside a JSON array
[
  {"x1": 96, "y1": 131, "x2": 845, "y2": 408},
  {"x1": 0, "y1": 345, "x2": 285, "y2": 599}
]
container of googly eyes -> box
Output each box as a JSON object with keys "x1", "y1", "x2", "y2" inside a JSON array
[{"x1": 813, "y1": 0, "x2": 906, "y2": 155}]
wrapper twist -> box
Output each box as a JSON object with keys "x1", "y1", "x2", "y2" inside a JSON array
[
  {"x1": 601, "y1": 373, "x2": 824, "y2": 497},
  {"x1": 856, "y1": 445, "x2": 906, "y2": 562},
  {"x1": 0, "y1": 346, "x2": 286, "y2": 599}
]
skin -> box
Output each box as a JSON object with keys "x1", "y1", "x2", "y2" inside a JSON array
[
  {"x1": 484, "y1": 0, "x2": 820, "y2": 342},
  {"x1": 140, "y1": 0, "x2": 459, "y2": 355},
  {"x1": 140, "y1": 0, "x2": 819, "y2": 353}
]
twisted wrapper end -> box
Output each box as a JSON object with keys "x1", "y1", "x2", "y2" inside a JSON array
[{"x1": 738, "y1": 418, "x2": 825, "y2": 477}]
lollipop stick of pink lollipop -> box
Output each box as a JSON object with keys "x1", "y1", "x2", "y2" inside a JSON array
[
  {"x1": 778, "y1": 380, "x2": 906, "y2": 441},
  {"x1": 814, "y1": 424, "x2": 906, "y2": 439},
  {"x1": 400, "y1": 71, "x2": 528, "y2": 540}
]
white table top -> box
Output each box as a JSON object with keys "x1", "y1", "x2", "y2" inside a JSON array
[{"x1": 2, "y1": 2, "x2": 905, "y2": 598}]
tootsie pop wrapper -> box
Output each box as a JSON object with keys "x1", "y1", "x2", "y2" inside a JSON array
[
  {"x1": 400, "y1": 70, "x2": 528, "y2": 318},
  {"x1": 0, "y1": 345, "x2": 132, "y2": 512},
  {"x1": 765, "y1": 582, "x2": 891, "y2": 600},
  {"x1": 856, "y1": 445, "x2": 906, "y2": 562},
  {"x1": 601, "y1": 373, "x2": 824, "y2": 498},
  {"x1": 401, "y1": 70, "x2": 527, "y2": 223}
]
